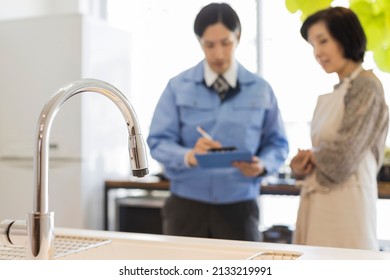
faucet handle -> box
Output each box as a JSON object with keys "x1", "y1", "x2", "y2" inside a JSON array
[{"x1": 0, "y1": 219, "x2": 27, "y2": 246}]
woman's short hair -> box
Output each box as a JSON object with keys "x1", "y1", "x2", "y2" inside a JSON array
[
  {"x1": 300, "y1": 7, "x2": 366, "y2": 62},
  {"x1": 194, "y1": 3, "x2": 241, "y2": 39}
]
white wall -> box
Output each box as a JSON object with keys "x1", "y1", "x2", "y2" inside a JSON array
[{"x1": 0, "y1": 0, "x2": 105, "y2": 20}]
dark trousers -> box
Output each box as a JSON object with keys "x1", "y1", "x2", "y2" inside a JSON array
[{"x1": 162, "y1": 194, "x2": 261, "y2": 242}]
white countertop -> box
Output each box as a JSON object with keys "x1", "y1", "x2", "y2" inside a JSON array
[{"x1": 56, "y1": 228, "x2": 390, "y2": 260}]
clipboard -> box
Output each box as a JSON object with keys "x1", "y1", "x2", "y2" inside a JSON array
[{"x1": 195, "y1": 150, "x2": 253, "y2": 168}]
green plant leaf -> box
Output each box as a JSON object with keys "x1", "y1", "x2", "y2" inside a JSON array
[
  {"x1": 285, "y1": 0, "x2": 300, "y2": 13},
  {"x1": 376, "y1": 0, "x2": 390, "y2": 11},
  {"x1": 373, "y1": 47, "x2": 390, "y2": 72},
  {"x1": 285, "y1": 0, "x2": 333, "y2": 20},
  {"x1": 300, "y1": 0, "x2": 334, "y2": 20},
  {"x1": 350, "y1": 0, "x2": 374, "y2": 25},
  {"x1": 365, "y1": 16, "x2": 386, "y2": 50},
  {"x1": 301, "y1": 0, "x2": 333, "y2": 20}
]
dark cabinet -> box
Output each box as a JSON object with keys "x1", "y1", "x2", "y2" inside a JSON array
[{"x1": 116, "y1": 196, "x2": 166, "y2": 234}]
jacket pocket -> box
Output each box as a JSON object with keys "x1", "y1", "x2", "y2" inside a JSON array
[
  {"x1": 233, "y1": 97, "x2": 268, "y2": 128},
  {"x1": 177, "y1": 95, "x2": 214, "y2": 125}
]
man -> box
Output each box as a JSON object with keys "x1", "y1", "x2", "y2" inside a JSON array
[{"x1": 147, "y1": 2, "x2": 288, "y2": 241}]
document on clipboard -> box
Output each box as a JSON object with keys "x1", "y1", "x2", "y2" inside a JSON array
[{"x1": 195, "y1": 149, "x2": 253, "y2": 168}]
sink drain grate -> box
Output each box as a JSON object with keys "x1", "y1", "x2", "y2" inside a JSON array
[
  {"x1": 250, "y1": 250, "x2": 301, "y2": 260},
  {"x1": 0, "y1": 235, "x2": 111, "y2": 260}
]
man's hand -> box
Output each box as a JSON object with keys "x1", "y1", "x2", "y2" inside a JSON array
[
  {"x1": 187, "y1": 137, "x2": 222, "y2": 166},
  {"x1": 232, "y1": 156, "x2": 265, "y2": 177}
]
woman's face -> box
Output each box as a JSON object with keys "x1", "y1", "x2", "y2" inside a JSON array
[
  {"x1": 307, "y1": 21, "x2": 349, "y2": 76},
  {"x1": 199, "y1": 22, "x2": 239, "y2": 74}
]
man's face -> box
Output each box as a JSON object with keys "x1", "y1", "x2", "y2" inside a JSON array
[{"x1": 199, "y1": 23, "x2": 239, "y2": 74}]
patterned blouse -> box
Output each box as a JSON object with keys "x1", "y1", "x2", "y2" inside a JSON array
[{"x1": 314, "y1": 70, "x2": 389, "y2": 186}]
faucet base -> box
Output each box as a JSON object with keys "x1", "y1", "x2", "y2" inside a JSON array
[{"x1": 28, "y1": 212, "x2": 54, "y2": 259}]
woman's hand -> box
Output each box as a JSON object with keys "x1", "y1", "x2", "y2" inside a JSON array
[
  {"x1": 233, "y1": 156, "x2": 266, "y2": 177},
  {"x1": 290, "y1": 149, "x2": 314, "y2": 179}
]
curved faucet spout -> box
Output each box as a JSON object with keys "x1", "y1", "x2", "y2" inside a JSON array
[{"x1": 30, "y1": 78, "x2": 149, "y2": 259}]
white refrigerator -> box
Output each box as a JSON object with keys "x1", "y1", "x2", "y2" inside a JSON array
[{"x1": 0, "y1": 13, "x2": 133, "y2": 229}]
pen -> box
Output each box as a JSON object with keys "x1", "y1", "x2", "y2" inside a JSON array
[{"x1": 196, "y1": 126, "x2": 213, "y2": 140}]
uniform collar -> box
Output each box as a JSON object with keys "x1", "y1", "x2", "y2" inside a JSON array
[
  {"x1": 182, "y1": 60, "x2": 257, "y2": 86},
  {"x1": 203, "y1": 60, "x2": 237, "y2": 88}
]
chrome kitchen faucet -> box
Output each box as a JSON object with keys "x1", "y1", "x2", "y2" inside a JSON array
[{"x1": 0, "y1": 79, "x2": 149, "y2": 259}]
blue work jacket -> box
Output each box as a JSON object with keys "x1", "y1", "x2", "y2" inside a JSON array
[{"x1": 147, "y1": 61, "x2": 289, "y2": 204}]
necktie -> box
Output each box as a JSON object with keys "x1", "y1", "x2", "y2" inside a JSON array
[{"x1": 212, "y1": 75, "x2": 230, "y2": 100}]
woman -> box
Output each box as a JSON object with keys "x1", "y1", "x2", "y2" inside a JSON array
[{"x1": 290, "y1": 7, "x2": 389, "y2": 250}]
